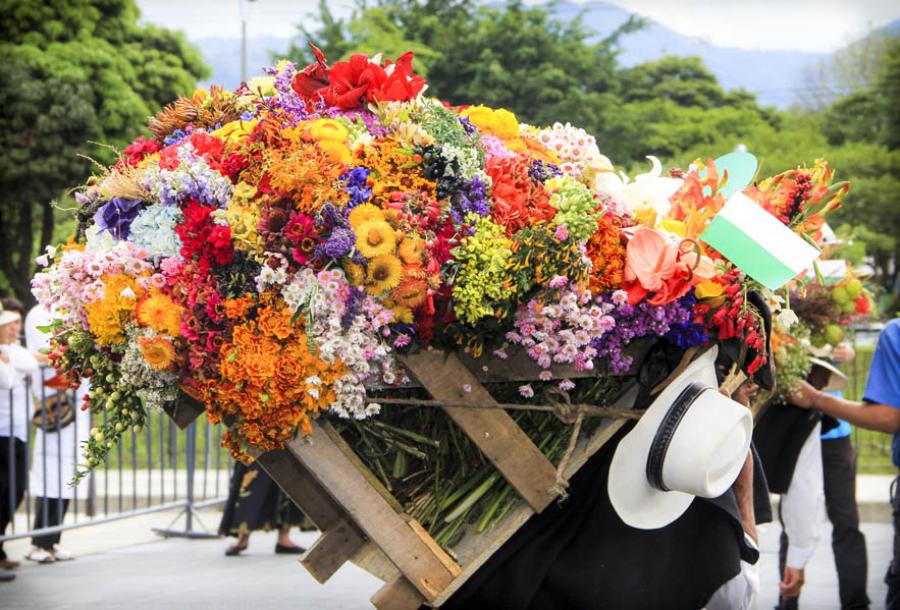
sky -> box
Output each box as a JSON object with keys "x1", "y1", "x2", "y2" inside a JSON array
[{"x1": 136, "y1": 0, "x2": 900, "y2": 53}]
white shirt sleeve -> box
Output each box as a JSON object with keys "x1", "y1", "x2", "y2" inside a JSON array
[
  {"x1": 780, "y1": 421, "x2": 824, "y2": 569},
  {"x1": 0, "y1": 359, "x2": 14, "y2": 389},
  {"x1": 3, "y1": 344, "x2": 40, "y2": 377},
  {"x1": 705, "y1": 534, "x2": 760, "y2": 610}
]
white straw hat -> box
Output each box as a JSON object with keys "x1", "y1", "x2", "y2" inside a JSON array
[
  {"x1": 0, "y1": 302, "x2": 21, "y2": 326},
  {"x1": 809, "y1": 357, "x2": 848, "y2": 393},
  {"x1": 608, "y1": 346, "x2": 753, "y2": 530}
]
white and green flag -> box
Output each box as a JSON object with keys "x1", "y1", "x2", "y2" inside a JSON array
[{"x1": 700, "y1": 192, "x2": 819, "y2": 290}]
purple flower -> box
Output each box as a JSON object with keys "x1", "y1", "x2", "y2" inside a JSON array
[
  {"x1": 322, "y1": 227, "x2": 356, "y2": 259},
  {"x1": 548, "y1": 275, "x2": 568, "y2": 289},
  {"x1": 340, "y1": 167, "x2": 373, "y2": 208},
  {"x1": 95, "y1": 197, "x2": 143, "y2": 239},
  {"x1": 518, "y1": 384, "x2": 535, "y2": 399},
  {"x1": 554, "y1": 225, "x2": 570, "y2": 242}
]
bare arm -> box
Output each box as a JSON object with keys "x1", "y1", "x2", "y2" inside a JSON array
[{"x1": 792, "y1": 380, "x2": 900, "y2": 434}]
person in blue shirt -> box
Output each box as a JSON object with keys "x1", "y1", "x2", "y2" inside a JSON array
[
  {"x1": 817, "y1": 342, "x2": 870, "y2": 609},
  {"x1": 794, "y1": 319, "x2": 900, "y2": 610}
]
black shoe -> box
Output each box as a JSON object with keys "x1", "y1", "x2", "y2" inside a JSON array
[
  {"x1": 0, "y1": 571, "x2": 15, "y2": 582},
  {"x1": 224, "y1": 544, "x2": 248, "y2": 557},
  {"x1": 0, "y1": 559, "x2": 19, "y2": 570},
  {"x1": 274, "y1": 543, "x2": 306, "y2": 554}
]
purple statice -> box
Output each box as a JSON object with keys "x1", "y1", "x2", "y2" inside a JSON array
[
  {"x1": 590, "y1": 291, "x2": 695, "y2": 373},
  {"x1": 450, "y1": 175, "x2": 490, "y2": 223},
  {"x1": 340, "y1": 286, "x2": 366, "y2": 330},
  {"x1": 529, "y1": 160, "x2": 562, "y2": 183},
  {"x1": 94, "y1": 197, "x2": 143, "y2": 240},
  {"x1": 265, "y1": 61, "x2": 312, "y2": 122},
  {"x1": 340, "y1": 167, "x2": 373, "y2": 208}
]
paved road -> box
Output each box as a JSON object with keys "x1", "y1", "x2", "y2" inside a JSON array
[{"x1": 0, "y1": 507, "x2": 893, "y2": 609}]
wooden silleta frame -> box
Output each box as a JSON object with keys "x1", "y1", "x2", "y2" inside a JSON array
[{"x1": 164, "y1": 345, "x2": 653, "y2": 609}]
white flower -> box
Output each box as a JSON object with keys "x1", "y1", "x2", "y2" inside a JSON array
[{"x1": 594, "y1": 156, "x2": 682, "y2": 222}]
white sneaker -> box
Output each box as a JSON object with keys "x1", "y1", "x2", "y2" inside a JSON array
[
  {"x1": 26, "y1": 548, "x2": 55, "y2": 564},
  {"x1": 51, "y1": 546, "x2": 74, "y2": 561}
]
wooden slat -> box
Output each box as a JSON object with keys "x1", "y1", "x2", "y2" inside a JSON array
[
  {"x1": 286, "y1": 420, "x2": 459, "y2": 601},
  {"x1": 161, "y1": 396, "x2": 205, "y2": 429},
  {"x1": 257, "y1": 448, "x2": 346, "y2": 530},
  {"x1": 371, "y1": 577, "x2": 427, "y2": 610},
  {"x1": 430, "y1": 384, "x2": 640, "y2": 607},
  {"x1": 399, "y1": 350, "x2": 559, "y2": 513},
  {"x1": 300, "y1": 517, "x2": 367, "y2": 584}
]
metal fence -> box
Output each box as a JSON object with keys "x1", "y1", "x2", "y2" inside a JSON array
[{"x1": 1, "y1": 372, "x2": 233, "y2": 546}]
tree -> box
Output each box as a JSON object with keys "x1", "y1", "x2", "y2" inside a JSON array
[{"x1": 0, "y1": 0, "x2": 208, "y2": 305}]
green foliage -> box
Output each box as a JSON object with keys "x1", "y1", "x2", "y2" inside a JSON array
[{"x1": 0, "y1": 0, "x2": 208, "y2": 305}]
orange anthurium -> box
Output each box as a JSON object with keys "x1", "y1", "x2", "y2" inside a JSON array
[{"x1": 623, "y1": 227, "x2": 715, "y2": 306}]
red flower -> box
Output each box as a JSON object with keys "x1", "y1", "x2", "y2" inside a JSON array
[
  {"x1": 284, "y1": 212, "x2": 320, "y2": 265},
  {"x1": 121, "y1": 136, "x2": 161, "y2": 167},
  {"x1": 291, "y1": 43, "x2": 330, "y2": 98},
  {"x1": 292, "y1": 45, "x2": 426, "y2": 110},
  {"x1": 486, "y1": 157, "x2": 554, "y2": 235}
]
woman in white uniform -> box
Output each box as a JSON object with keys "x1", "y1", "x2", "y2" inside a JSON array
[{"x1": 24, "y1": 305, "x2": 91, "y2": 563}]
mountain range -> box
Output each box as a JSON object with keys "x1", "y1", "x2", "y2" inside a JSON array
[{"x1": 189, "y1": 1, "x2": 898, "y2": 109}]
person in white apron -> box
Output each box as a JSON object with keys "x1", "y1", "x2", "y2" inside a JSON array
[{"x1": 24, "y1": 305, "x2": 91, "y2": 564}]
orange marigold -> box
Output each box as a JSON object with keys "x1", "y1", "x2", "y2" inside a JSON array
[{"x1": 586, "y1": 213, "x2": 627, "y2": 294}]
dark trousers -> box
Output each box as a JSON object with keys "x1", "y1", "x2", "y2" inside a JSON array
[
  {"x1": 887, "y1": 475, "x2": 900, "y2": 610},
  {"x1": 31, "y1": 497, "x2": 70, "y2": 550},
  {"x1": 777, "y1": 508, "x2": 799, "y2": 610},
  {"x1": 823, "y1": 436, "x2": 870, "y2": 609},
  {"x1": 0, "y1": 436, "x2": 27, "y2": 561}
]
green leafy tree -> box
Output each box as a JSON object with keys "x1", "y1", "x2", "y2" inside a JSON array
[{"x1": 0, "y1": 0, "x2": 208, "y2": 305}]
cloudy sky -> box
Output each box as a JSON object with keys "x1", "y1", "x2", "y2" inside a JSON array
[{"x1": 136, "y1": 0, "x2": 900, "y2": 53}]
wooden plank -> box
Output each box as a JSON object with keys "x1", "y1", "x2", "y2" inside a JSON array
[
  {"x1": 430, "y1": 384, "x2": 640, "y2": 607},
  {"x1": 300, "y1": 517, "x2": 367, "y2": 584},
  {"x1": 286, "y1": 420, "x2": 459, "y2": 601},
  {"x1": 371, "y1": 577, "x2": 427, "y2": 610},
  {"x1": 161, "y1": 395, "x2": 205, "y2": 429},
  {"x1": 399, "y1": 350, "x2": 559, "y2": 513},
  {"x1": 257, "y1": 448, "x2": 346, "y2": 530}
]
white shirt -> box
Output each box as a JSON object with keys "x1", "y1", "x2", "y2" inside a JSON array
[
  {"x1": 780, "y1": 420, "x2": 824, "y2": 569},
  {"x1": 0, "y1": 342, "x2": 40, "y2": 442}
]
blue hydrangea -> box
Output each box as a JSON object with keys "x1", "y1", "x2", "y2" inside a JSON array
[
  {"x1": 142, "y1": 146, "x2": 232, "y2": 207},
  {"x1": 128, "y1": 203, "x2": 184, "y2": 259}
]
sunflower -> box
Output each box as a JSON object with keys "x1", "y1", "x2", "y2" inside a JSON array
[
  {"x1": 397, "y1": 234, "x2": 425, "y2": 265},
  {"x1": 136, "y1": 291, "x2": 183, "y2": 336},
  {"x1": 348, "y1": 203, "x2": 384, "y2": 228},
  {"x1": 138, "y1": 336, "x2": 177, "y2": 371},
  {"x1": 366, "y1": 254, "x2": 403, "y2": 295},
  {"x1": 355, "y1": 220, "x2": 397, "y2": 258}
]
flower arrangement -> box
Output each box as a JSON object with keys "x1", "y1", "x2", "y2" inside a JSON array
[{"x1": 34, "y1": 44, "x2": 847, "y2": 482}]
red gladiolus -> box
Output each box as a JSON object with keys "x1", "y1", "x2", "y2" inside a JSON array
[{"x1": 291, "y1": 43, "x2": 330, "y2": 98}]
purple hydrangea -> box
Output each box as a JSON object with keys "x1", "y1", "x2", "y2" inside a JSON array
[
  {"x1": 95, "y1": 197, "x2": 143, "y2": 240},
  {"x1": 450, "y1": 175, "x2": 490, "y2": 223}
]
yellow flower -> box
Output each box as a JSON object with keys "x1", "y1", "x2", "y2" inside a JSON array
[
  {"x1": 397, "y1": 234, "x2": 425, "y2": 265},
  {"x1": 138, "y1": 336, "x2": 177, "y2": 371},
  {"x1": 136, "y1": 291, "x2": 183, "y2": 337},
  {"x1": 633, "y1": 205, "x2": 659, "y2": 228},
  {"x1": 306, "y1": 118, "x2": 349, "y2": 143},
  {"x1": 695, "y1": 280, "x2": 726, "y2": 307},
  {"x1": 390, "y1": 275, "x2": 428, "y2": 308},
  {"x1": 316, "y1": 139, "x2": 353, "y2": 164},
  {"x1": 344, "y1": 262, "x2": 366, "y2": 286},
  {"x1": 659, "y1": 218, "x2": 687, "y2": 237},
  {"x1": 212, "y1": 119, "x2": 259, "y2": 145},
  {"x1": 460, "y1": 105, "x2": 525, "y2": 151},
  {"x1": 391, "y1": 305, "x2": 414, "y2": 324},
  {"x1": 366, "y1": 254, "x2": 403, "y2": 295},
  {"x1": 355, "y1": 220, "x2": 397, "y2": 258},
  {"x1": 348, "y1": 203, "x2": 384, "y2": 228}
]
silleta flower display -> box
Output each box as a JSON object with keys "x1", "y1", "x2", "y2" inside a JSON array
[{"x1": 33, "y1": 44, "x2": 847, "y2": 477}]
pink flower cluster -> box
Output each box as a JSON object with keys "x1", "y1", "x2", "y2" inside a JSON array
[{"x1": 505, "y1": 279, "x2": 615, "y2": 380}]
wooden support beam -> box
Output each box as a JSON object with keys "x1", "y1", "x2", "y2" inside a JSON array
[
  {"x1": 286, "y1": 420, "x2": 459, "y2": 602},
  {"x1": 162, "y1": 396, "x2": 205, "y2": 429},
  {"x1": 300, "y1": 517, "x2": 367, "y2": 584},
  {"x1": 371, "y1": 576, "x2": 428, "y2": 610},
  {"x1": 399, "y1": 350, "x2": 559, "y2": 513}
]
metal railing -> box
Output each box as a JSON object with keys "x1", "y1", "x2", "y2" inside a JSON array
[{"x1": 1, "y1": 370, "x2": 233, "y2": 546}]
